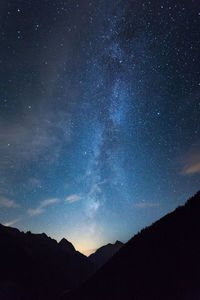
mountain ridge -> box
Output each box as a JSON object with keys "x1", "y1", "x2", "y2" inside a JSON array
[
  {"x1": 0, "y1": 223, "x2": 96, "y2": 300},
  {"x1": 88, "y1": 240, "x2": 124, "y2": 268},
  {"x1": 63, "y1": 190, "x2": 200, "y2": 300}
]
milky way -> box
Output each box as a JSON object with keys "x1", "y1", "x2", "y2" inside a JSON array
[{"x1": 0, "y1": 0, "x2": 200, "y2": 254}]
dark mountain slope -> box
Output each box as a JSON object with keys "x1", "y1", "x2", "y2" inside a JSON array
[
  {"x1": 63, "y1": 191, "x2": 200, "y2": 300},
  {"x1": 59, "y1": 238, "x2": 76, "y2": 253},
  {"x1": 0, "y1": 225, "x2": 95, "y2": 300},
  {"x1": 89, "y1": 240, "x2": 123, "y2": 268}
]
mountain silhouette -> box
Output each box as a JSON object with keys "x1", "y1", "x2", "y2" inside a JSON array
[
  {"x1": 0, "y1": 225, "x2": 95, "y2": 300},
  {"x1": 59, "y1": 238, "x2": 76, "y2": 253},
  {"x1": 89, "y1": 240, "x2": 123, "y2": 268},
  {"x1": 62, "y1": 191, "x2": 200, "y2": 300}
]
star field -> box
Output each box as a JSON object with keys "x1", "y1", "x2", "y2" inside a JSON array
[{"x1": 0, "y1": 0, "x2": 200, "y2": 254}]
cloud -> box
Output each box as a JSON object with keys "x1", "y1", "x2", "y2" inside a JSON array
[
  {"x1": 28, "y1": 207, "x2": 45, "y2": 216},
  {"x1": 181, "y1": 144, "x2": 200, "y2": 175},
  {"x1": 133, "y1": 201, "x2": 159, "y2": 208},
  {"x1": 3, "y1": 218, "x2": 21, "y2": 227},
  {"x1": 65, "y1": 194, "x2": 81, "y2": 203},
  {"x1": 183, "y1": 162, "x2": 200, "y2": 175},
  {"x1": 0, "y1": 109, "x2": 73, "y2": 174},
  {"x1": 28, "y1": 198, "x2": 59, "y2": 216},
  {"x1": 0, "y1": 196, "x2": 19, "y2": 208}
]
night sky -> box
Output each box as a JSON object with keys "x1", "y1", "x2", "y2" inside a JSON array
[{"x1": 0, "y1": 0, "x2": 200, "y2": 255}]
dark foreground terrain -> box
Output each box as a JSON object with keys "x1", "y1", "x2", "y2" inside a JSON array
[
  {"x1": 1, "y1": 191, "x2": 200, "y2": 300},
  {"x1": 0, "y1": 225, "x2": 96, "y2": 300},
  {"x1": 88, "y1": 240, "x2": 124, "y2": 268},
  {"x1": 62, "y1": 191, "x2": 200, "y2": 300},
  {"x1": 0, "y1": 223, "x2": 123, "y2": 300}
]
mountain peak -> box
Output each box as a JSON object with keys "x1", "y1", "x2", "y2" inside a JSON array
[
  {"x1": 0, "y1": 224, "x2": 95, "y2": 300},
  {"x1": 89, "y1": 240, "x2": 124, "y2": 268},
  {"x1": 115, "y1": 240, "x2": 123, "y2": 246},
  {"x1": 59, "y1": 238, "x2": 75, "y2": 253}
]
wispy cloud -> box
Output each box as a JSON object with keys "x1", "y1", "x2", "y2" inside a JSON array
[
  {"x1": 65, "y1": 194, "x2": 82, "y2": 203},
  {"x1": 0, "y1": 109, "x2": 73, "y2": 174},
  {"x1": 181, "y1": 144, "x2": 200, "y2": 175},
  {"x1": 28, "y1": 198, "x2": 59, "y2": 216},
  {"x1": 133, "y1": 201, "x2": 159, "y2": 208},
  {"x1": 183, "y1": 162, "x2": 200, "y2": 175},
  {"x1": 0, "y1": 196, "x2": 19, "y2": 208},
  {"x1": 3, "y1": 218, "x2": 21, "y2": 227}
]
